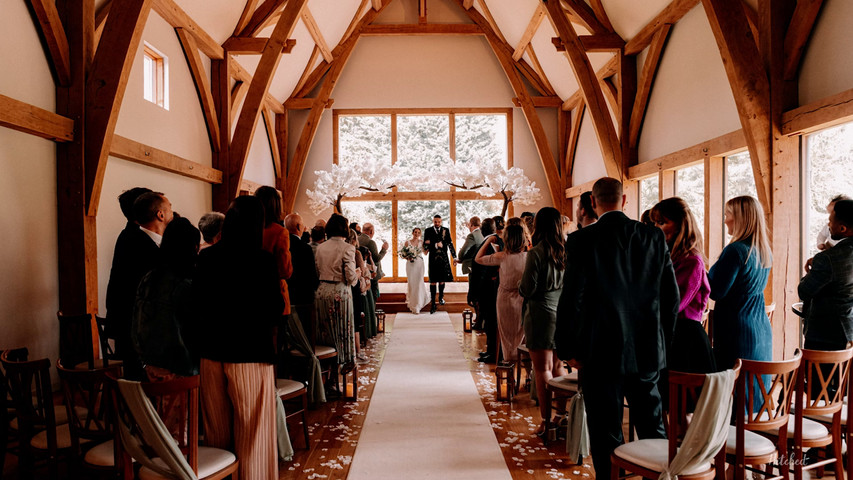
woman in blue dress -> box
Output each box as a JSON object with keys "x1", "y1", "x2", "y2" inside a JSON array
[{"x1": 709, "y1": 195, "x2": 773, "y2": 408}]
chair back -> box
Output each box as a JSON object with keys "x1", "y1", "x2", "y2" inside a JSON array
[
  {"x1": 56, "y1": 360, "x2": 122, "y2": 452},
  {"x1": 58, "y1": 312, "x2": 95, "y2": 369},
  {"x1": 796, "y1": 347, "x2": 853, "y2": 417},
  {"x1": 105, "y1": 373, "x2": 198, "y2": 479},
  {"x1": 1, "y1": 349, "x2": 57, "y2": 453},
  {"x1": 95, "y1": 316, "x2": 120, "y2": 361},
  {"x1": 736, "y1": 351, "x2": 801, "y2": 434}
]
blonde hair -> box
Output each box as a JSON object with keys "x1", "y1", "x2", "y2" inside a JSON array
[{"x1": 726, "y1": 196, "x2": 772, "y2": 268}]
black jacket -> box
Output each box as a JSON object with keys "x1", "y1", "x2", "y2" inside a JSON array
[
  {"x1": 798, "y1": 236, "x2": 853, "y2": 343},
  {"x1": 288, "y1": 234, "x2": 319, "y2": 306},
  {"x1": 106, "y1": 223, "x2": 160, "y2": 328},
  {"x1": 556, "y1": 211, "x2": 679, "y2": 375}
]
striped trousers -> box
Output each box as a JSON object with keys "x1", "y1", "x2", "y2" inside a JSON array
[{"x1": 200, "y1": 359, "x2": 278, "y2": 480}]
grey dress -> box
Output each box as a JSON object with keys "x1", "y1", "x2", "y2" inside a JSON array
[{"x1": 519, "y1": 243, "x2": 564, "y2": 350}]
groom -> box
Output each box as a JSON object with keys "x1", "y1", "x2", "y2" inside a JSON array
[{"x1": 423, "y1": 214, "x2": 456, "y2": 314}]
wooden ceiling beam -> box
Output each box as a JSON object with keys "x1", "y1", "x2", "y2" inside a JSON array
[
  {"x1": 600, "y1": 76, "x2": 619, "y2": 119},
  {"x1": 628, "y1": 129, "x2": 744, "y2": 179},
  {"x1": 512, "y1": 4, "x2": 545, "y2": 61},
  {"x1": 230, "y1": 81, "x2": 248, "y2": 124},
  {"x1": 110, "y1": 134, "x2": 223, "y2": 183},
  {"x1": 261, "y1": 108, "x2": 281, "y2": 178},
  {"x1": 553, "y1": 33, "x2": 625, "y2": 52},
  {"x1": 275, "y1": 112, "x2": 287, "y2": 191},
  {"x1": 0, "y1": 93, "x2": 74, "y2": 142},
  {"x1": 94, "y1": 0, "x2": 111, "y2": 50},
  {"x1": 229, "y1": 0, "x2": 308, "y2": 201},
  {"x1": 372, "y1": 0, "x2": 382, "y2": 10},
  {"x1": 564, "y1": 101, "x2": 585, "y2": 189},
  {"x1": 783, "y1": 0, "x2": 823, "y2": 80},
  {"x1": 233, "y1": 0, "x2": 260, "y2": 36},
  {"x1": 176, "y1": 27, "x2": 220, "y2": 152},
  {"x1": 84, "y1": 0, "x2": 152, "y2": 216},
  {"x1": 228, "y1": 57, "x2": 285, "y2": 113},
  {"x1": 463, "y1": 0, "x2": 474, "y2": 9},
  {"x1": 512, "y1": 96, "x2": 564, "y2": 108},
  {"x1": 301, "y1": 6, "x2": 333, "y2": 62},
  {"x1": 782, "y1": 86, "x2": 853, "y2": 136},
  {"x1": 545, "y1": 0, "x2": 622, "y2": 180},
  {"x1": 291, "y1": 46, "x2": 321, "y2": 98},
  {"x1": 237, "y1": 0, "x2": 286, "y2": 37},
  {"x1": 628, "y1": 24, "x2": 671, "y2": 148},
  {"x1": 361, "y1": 24, "x2": 483, "y2": 35},
  {"x1": 419, "y1": 0, "x2": 427, "y2": 24},
  {"x1": 222, "y1": 37, "x2": 296, "y2": 54},
  {"x1": 459, "y1": 0, "x2": 565, "y2": 211},
  {"x1": 524, "y1": 44, "x2": 556, "y2": 94},
  {"x1": 28, "y1": 0, "x2": 71, "y2": 86},
  {"x1": 476, "y1": 0, "x2": 506, "y2": 44},
  {"x1": 588, "y1": 0, "x2": 615, "y2": 33},
  {"x1": 625, "y1": 0, "x2": 698, "y2": 55},
  {"x1": 559, "y1": 0, "x2": 611, "y2": 35},
  {"x1": 152, "y1": 0, "x2": 222, "y2": 59},
  {"x1": 283, "y1": 0, "x2": 394, "y2": 212},
  {"x1": 701, "y1": 0, "x2": 772, "y2": 212}
]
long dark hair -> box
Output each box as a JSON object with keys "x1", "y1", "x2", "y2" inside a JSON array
[
  {"x1": 160, "y1": 217, "x2": 200, "y2": 277},
  {"x1": 254, "y1": 186, "x2": 282, "y2": 227},
  {"x1": 221, "y1": 196, "x2": 265, "y2": 250},
  {"x1": 531, "y1": 207, "x2": 564, "y2": 270},
  {"x1": 650, "y1": 197, "x2": 705, "y2": 263}
]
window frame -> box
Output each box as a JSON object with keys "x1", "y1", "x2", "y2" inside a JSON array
[{"x1": 143, "y1": 43, "x2": 169, "y2": 110}]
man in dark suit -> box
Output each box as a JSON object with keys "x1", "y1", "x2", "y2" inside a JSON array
[
  {"x1": 106, "y1": 189, "x2": 173, "y2": 380},
  {"x1": 285, "y1": 213, "x2": 319, "y2": 339},
  {"x1": 556, "y1": 177, "x2": 679, "y2": 479},
  {"x1": 359, "y1": 223, "x2": 388, "y2": 300},
  {"x1": 423, "y1": 214, "x2": 456, "y2": 314},
  {"x1": 799, "y1": 199, "x2": 853, "y2": 352},
  {"x1": 457, "y1": 216, "x2": 484, "y2": 275}
]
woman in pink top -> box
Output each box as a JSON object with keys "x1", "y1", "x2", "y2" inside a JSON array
[
  {"x1": 475, "y1": 222, "x2": 528, "y2": 362},
  {"x1": 650, "y1": 197, "x2": 715, "y2": 374}
]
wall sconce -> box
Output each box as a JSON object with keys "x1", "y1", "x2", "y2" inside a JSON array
[
  {"x1": 463, "y1": 308, "x2": 473, "y2": 333},
  {"x1": 377, "y1": 309, "x2": 386, "y2": 333},
  {"x1": 495, "y1": 363, "x2": 515, "y2": 402}
]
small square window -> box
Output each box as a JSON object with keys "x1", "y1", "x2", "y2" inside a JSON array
[{"x1": 143, "y1": 43, "x2": 169, "y2": 110}]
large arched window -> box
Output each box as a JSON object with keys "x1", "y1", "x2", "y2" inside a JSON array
[{"x1": 335, "y1": 108, "x2": 512, "y2": 281}]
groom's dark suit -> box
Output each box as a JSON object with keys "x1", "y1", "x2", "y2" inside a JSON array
[
  {"x1": 423, "y1": 225, "x2": 455, "y2": 283},
  {"x1": 556, "y1": 210, "x2": 679, "y2": 479}
]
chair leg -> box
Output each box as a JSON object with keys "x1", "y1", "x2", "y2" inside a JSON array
[
  {"x1": 301, "y1": 394, "x2": 310, "y2": 448},
  {"x1": 543, "y1": 387, "x2": 552, "y2": 446},
  {"x1": 714, "y1": 448, "x2": 726, "y2": 480},
  {"x1": 610, "y1": 459, "x2": 620, "y2": 480},
  {"x1": 833, "y1": 421, "x2": 845, "y2": 480}
]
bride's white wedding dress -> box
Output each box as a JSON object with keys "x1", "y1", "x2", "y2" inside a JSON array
[{"x1": 404, "y1": 239, "x2": 430, "y2": 314}]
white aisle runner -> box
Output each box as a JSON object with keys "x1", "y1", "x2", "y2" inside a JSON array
[{"x1": 348, "y1": 312, "x2": 512, "y2": 480}]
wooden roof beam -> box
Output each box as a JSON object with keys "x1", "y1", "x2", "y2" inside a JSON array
[
  {"x1": 545, "y1": 0, "x2": 622, "y2": 180},
  {"x1": 628, "y1": 24, "x2": 671, "y2": 148},
  {"x1": 588, "y1": 0, "x2": 615, "y2": 33},
  {"x1": 110, "y1": 134, "x2": 223, "y2": 183},
  {"x1": 261, "y1": 108, "x2": 281, "y2": 178},
  {"x1": 28, "y1": 0, "x2": 71, "y2": 86},
  {"x1": 512, "y1": 96, "x2": 564, "y2": 108},
  {"x1": 233, "y1": 0, "x2": 260, "y2": 36},
  {"x1": 152, "y1": 0, "x2": 223, "y2": 59},
  {"x1": 553, "y1": 33, "x2": 625, "y2": 52},
  {"x1": 228, "y1": 57, "x2": 285, "y2": 113},
  {"x1": 361, "y1": 24, "x2": 483, "y2": 35},
  {"x1": 463, "y1": 0, "x2": 474, "y2": 9},
  {"x1": 0, "y1": 93, "x2": 74, "y2": 142},
  {"x1": 701, "y1": 0, "x2": 772, "y2": 212},
  {"x1": 372, "y1": 0, "x2": 382, "y2": 10},
  {"x1": 176, "y1": 28, "x2": 220, "y2": 152},
  {"x1": 94, "y1": 0, "x2": 111, "y2": 49},
  {"x1": 301, "y1": 6, "x2": 333, "y2": 62},
  {"x1": 559, "y1": 0, "x2": 611, "y2": 35},
  {"x1": 564, "y1": 101, "x2": 585, "y2": 188},
  {"x1": 625, "y1": 0, "x2": 698, "y2": 55},
  {"x1": 237, "y1": 0, "x2": 286, "y2": 37},
  {"x1": 229, "y1": 0, "x2": 308, "y2": 201},
  {"x1": 419, "y1": 0, "x2": 427, "y2": 24},
  {"x1": 783, "y1": 0, "x2": 823, "y2": 80},
  {"x1": 512, "y1": 4, "x2": 545, "y2": 61},
  {"x1": 223, "y1": 37, "x2": 296, "y2": 54},
  {"x1": 84, "y1": 0, "x2": 152, "y2": 215}
]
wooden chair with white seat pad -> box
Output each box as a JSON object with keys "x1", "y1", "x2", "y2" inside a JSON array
[
  {"x1": 106, "y1": 373, "x2": 239, "y2": 480},
  {"x1": 515, "y1": 344, "x2": 532, "y2": 394},
  {"x1": 770, "y1": 347, "x2": 852, "y2": 480},
  {"x1": 276, "y1": 378, "x2": 310, "y2": 447},
  {"x1": 728, "y1": 352, "x2": 801, "y2": 480},
  {"x1": 541, "y1": 370, "x2": 579, "y2": 445},
  {"x1": 56, "y1": 359, "x2": 123, "y2": 478},
  {"x1": 1, "y1": 349, "x2": 74, "y2": 479},
  {"x1": 610, "y1": 361, "x2": 741, "y2": 480}
]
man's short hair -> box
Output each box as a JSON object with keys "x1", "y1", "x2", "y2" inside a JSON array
[
  {"x1": 834, "y1": 200, "x2": 853, "y2": 228},
  {"x1": 133, "y1": 192, "x2": 166, "y2": 225},
  {"x1": 198, "y1": 212, "x2": 225, "y2": 243},
  {"x1": 481, "y1": 218, "x2": 496, "y2": 236},
  {"x1": 349, "y1": 222, "x2": 359, "y2": 231},
  {"x1": 592, "y1": 177, "x2": 623, "y2": 205},
  {"x1": 520, "y1": 211, "x2": 534, "y2": 219},
  {"x1": 831, "y1": 194, "x2": 852, "y2": 204},
  {"x1": 433, "y1": 214, "x2": 441, "y2": 219},
  {"x1": 363, "y1": 223, "x2": 374, "y2": 235},
  {"x1": 311, "y1": 225, "x2": 326, "y2": 242},
  {"x1": 118, "y1": 187, "x2": 152, "y2": 222},
  {"x1": 468, "y1": 216, "x2": 481, "y2": 227}
]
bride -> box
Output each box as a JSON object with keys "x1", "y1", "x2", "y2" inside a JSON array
[{"x1": 403, "y1": 228, "x2": 429, "y2": 314}]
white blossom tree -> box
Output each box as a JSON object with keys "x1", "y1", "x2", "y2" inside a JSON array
[
  {"x1": 307, "y1": 162, "x2": 401, "y2": 214},
  {"x1": 478, "y1": 162, "x2": 541, "y2": 216}
]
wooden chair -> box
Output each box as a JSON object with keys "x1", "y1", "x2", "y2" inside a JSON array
[
  {"x1": 95, "y1": 315, "x2": 122, "y2": 363},
  {"x1": 1, "y1": 349, "x2": 73, "y2": 479},
  {"x1": 56, "y1": 359, "x2": 123, "y2": 478},
  {"x1": 610, "y1": 361, "x2": 741, "y2": 480},
  {"x1": 541, "y1": 370, "x2": 579, "y2": 446},
  {"x1": 58, "y1": 311, "x2": 97, "y2": 370},
  {"x1": 106, "y1": 373, "x2": 239, "y2": 480},
  {"x1": 727, "y1": 352, "x2": 801, "y2": 480},
  {"x1": 515, "y1": 344, "x2": 532, "y2": 395},
  {"x1": 770, "y1": 347, "x2": 853, "y2": 480},
  {"x1": 276, "y1": 379, "x2": 310, "y2": 447}
]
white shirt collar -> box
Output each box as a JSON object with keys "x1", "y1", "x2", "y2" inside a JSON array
[{"x1": 139, "y1": 226, "x2": 163, "y2": 247}]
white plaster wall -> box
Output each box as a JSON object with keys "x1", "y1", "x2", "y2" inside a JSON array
[
  {"x1": 572, "y1": 113, "x2": 607, "y2": 186},
  {"x1": 0, "y1": 0, "x2": 60, "y2": 363},
  {"x1": 637, "y1": 5, "x2": 740, "y2": 163},
  {"x1": 292, "y1": 35, "x2": 554, "y2": 225},
  {"x1": 799, "y1": 0, "x2": 853, "y2": 106}
]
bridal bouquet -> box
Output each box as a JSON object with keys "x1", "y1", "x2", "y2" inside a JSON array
[{"x1": 399, "y1": 244, "x2": 419, "y2": 263}]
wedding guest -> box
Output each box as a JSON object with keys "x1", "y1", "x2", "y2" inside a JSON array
[
  {"x1": 255, "y1": 186, "x2": 293, "y2": 316},
  {"x1": 816, "y1": 195, "x2": 852, "y2": 251},
  {"x1": 310, "y1": 225, "x2": 326, "y2": 254},
  {"x1": 650, "y1": 198, "x2": 715, "y2": 375},
  {"x1": 709, "y1": 196, "x2": 772, "y2": 409},
  {"x1": 576, "y1": 191, "x2": 598, "y2": 230},
  {"x1": 349, "y1": 222, "x2": 361, "y2": 234},
  {"x1": 133, "y1": 216, "x2": 200, "y2": 379},
  {"x1": 468, "y1": 218, "x2": 496, "y2": 331},
  {"x1": 359, "y1": 223, "x2": 388, "y2": 304},
  {"x1": 521, "y1": 211, "x2": 535, "y2": 238},
  {"x1": 520, "y1": 207, "x2": 567, "y2": 436},
  {"x1": 285, "y1": 213, "x2": 319, "y2": 337},
  {"x1": 197, "y1": 212, "x2": 224, "y2": 251},
  {"x1": 561, "y1": 215, "x2": 572, "y2": 240},
  {"x1": 473, "y1": 218, "x2": 501, "y2": 362},
  {"x1": 640, "y1": 209, "x2": 654, "y2": 226},
  {"x1": 349, "y1": 229, "x2": 372, "y2": 361},
  {"x1": 457, "y1": 216, "x2": 484, "y2": 275},
  {"x1": 314, "y1": 214, "x2": 359, "y2": 370},
  {"x1": 192, "y1": 196, "x2": 282, "y2": 480},
  {"x1": 475, "y1": 223, "x2": 528, "y2": 361}
]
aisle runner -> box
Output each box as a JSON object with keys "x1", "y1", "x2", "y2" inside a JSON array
[{"x1": 348, "y1": 312, "x2": 512, "y2": 480}]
